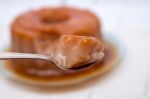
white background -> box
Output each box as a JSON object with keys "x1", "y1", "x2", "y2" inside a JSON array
[{"x1": 0, "y1": 0, "x2": 150, "y2": 99}]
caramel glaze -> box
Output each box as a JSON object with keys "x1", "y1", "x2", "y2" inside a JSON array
[{"x1": 5, "y1": 41, "x2": 117, "y2": 84}]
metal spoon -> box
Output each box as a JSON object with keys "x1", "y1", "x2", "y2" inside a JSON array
[{"x1": 0, "y1": 52, "x2": 97, "y2": 71}]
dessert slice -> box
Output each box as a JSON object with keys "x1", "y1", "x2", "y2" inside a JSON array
[{"x1": 52, "y1": 35, "x2": 105, "y2": 69}]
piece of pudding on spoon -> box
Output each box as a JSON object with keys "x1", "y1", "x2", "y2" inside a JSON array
[{"x1": 50, "y1": 35, "x2": 105, "y2": 70}]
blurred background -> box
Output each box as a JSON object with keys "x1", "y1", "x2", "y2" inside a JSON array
[{"x1": 0, "y1": 0, "x2": 150, "y2": 99}]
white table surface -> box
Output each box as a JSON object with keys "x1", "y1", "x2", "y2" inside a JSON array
[{"x1": 0, "y1": 0, "x2": 150, "y2": 99}]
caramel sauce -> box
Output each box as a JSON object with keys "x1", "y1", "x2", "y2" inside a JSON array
[{"x1": 5, "y1": 42, "x2": 117, "y2": 85}]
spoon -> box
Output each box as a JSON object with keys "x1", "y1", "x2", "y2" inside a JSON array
[{"x1": 0, "y1": 52, "x2": 97, "y2": 71}]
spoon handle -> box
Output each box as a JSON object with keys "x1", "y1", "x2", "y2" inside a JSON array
[{"x1": 0, "y1": 52, "x2": 48, "y2": 60}]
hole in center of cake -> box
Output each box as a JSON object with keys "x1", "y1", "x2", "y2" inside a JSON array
[{"x1": 41, "y1": 15, "x2": 69, "y2": 24}]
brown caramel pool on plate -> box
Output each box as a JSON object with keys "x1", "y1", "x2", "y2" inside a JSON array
[{"x1": 5, "y1": 41, "x2": 118, "y2": 86}]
